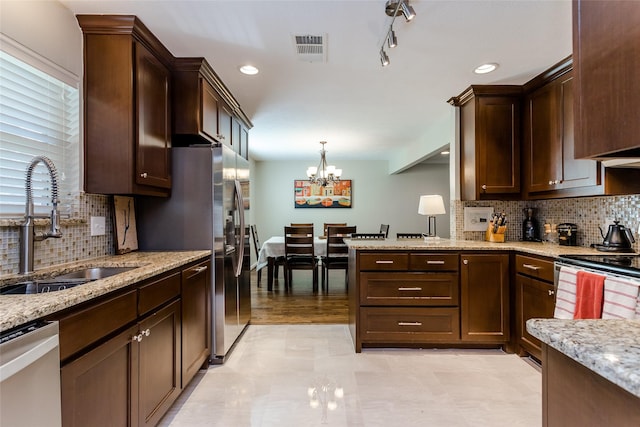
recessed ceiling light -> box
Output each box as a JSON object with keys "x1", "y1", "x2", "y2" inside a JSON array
[
  {"x1": 474, "y1": 63, "x2": 498, "y2": 74},
  {"x1": 239, "y1": 65, "x2": 259, "y2": 75}
]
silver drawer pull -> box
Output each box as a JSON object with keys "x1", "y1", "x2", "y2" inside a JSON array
[
  {"x1": 548, "y1": 290, "x2": 555, "y2": 296},
  {"x1": 522, "y1": 264, "x2": 541, "y2": 271},
  {"x1": 398, "y1": 322, "x2": 422, "y2": 326},
  {"x1": 427, "y1": 260, "x2": 445, "y2": 265},
  {"x1": 375, "y1": 260, "x2": 394, "y2": 264},
  {"x1": 398, "y1": 287, "x2": 422, "y2": 291},
  {"x1": 194, "y1": 266, "x2": 208, "y2": 273}
]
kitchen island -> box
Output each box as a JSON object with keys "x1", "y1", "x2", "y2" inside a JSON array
[
  {"x1": 345, "y1": 238, "x2": 602, "y2": 353},
  {"x1": 0, "y1": 250, "x2": 210, "y2": 332},
  {"x1": 527, "y1": 319, "x2": 640, "y2": 426}
]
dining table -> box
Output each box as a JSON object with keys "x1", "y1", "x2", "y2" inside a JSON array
[{"x1": 257, "y1": 236, "x2": 327, "y2": 291}]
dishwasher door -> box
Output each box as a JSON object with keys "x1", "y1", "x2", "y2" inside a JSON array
[{"x1": 0, "y1": 321, "x2": 61, "y2": 427}]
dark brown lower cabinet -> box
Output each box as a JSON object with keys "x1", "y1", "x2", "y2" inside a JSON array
[
  {"x1": 460, "y1": 253, "x2": 510, "y2": 343},
  {"x1": 516, "y1": 275, "x2": 555, "y2": 360},
  {"x1": 61, "y1": 299, "x2": 181, "y2": 427}
]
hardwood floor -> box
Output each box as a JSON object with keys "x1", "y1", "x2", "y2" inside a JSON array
[{"x1": 250, "y1": 267, "x2": 348, "y2": 324}]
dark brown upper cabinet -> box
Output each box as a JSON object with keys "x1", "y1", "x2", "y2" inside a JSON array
[
  {"x1": 522, "y1": 57, "x2": 601, "y2": 198},
  {"x1": 449, "y1": 86, "x2": 522, "y2": 201},
  {"x1": 573, "y1": 0, "x2": 640, "y2": 158},
  {"x1": 78, "y1": 15, "x2": 173, "y2": 196}
]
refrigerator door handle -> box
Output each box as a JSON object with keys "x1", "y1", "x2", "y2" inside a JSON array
[{"x1": 234, "y1": 179, "x2": 246, "y2": 278}]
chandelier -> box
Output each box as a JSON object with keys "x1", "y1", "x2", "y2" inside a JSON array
[{"x1": 306, "y1": 141, "x2": 342, "y2": 187}]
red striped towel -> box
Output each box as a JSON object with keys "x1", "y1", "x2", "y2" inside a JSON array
[
  {"x1": 554, "y1": 266, "x2": 578, "y2": 319},
  {"x1": 574, "y1": 270, "x2": 605, "y2": 319},
  {"x1": 602, "y1": 276, "x2": 640, "y2": 319}
]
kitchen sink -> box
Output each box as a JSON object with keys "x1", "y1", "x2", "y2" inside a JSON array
[
  {"x1": 54, "y1": 266, "x2": 138, "y2": 280},
  {"x1": 1, "y1": 266, "x2": 139, "y2": 295}
]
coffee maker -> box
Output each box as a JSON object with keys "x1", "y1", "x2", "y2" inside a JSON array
[{"x1": 522, "y1": 208, "x2": 540, "y2": 241}]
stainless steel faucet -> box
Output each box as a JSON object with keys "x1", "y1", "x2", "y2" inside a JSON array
[{"x1": 19, "y1": 156, "x2": 63, "y2": 274}]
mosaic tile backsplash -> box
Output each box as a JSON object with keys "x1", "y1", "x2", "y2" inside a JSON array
[
  {"x1": 0, "y1": 193, "x2": 114, "y2": 276},
  {"x1": 451, "y1": 195, "x2": 640, "y2": 252}
]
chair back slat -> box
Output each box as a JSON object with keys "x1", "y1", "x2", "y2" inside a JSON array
[
  {"x1": 396, "y1": 232, "x2": 423, "y2": 239},
  {"x1": 250, "y1": 224, "x2": 260, "y2": 257},
  {"x1": 351, "y1": 233, "x2": 385, "y2": 240}
]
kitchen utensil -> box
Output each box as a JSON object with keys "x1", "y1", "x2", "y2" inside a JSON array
[
  {"x1": 597, "y1": 220, "x2": 635, "y2": 251},
  {"x1": 522, "y1": 208, "x2": 540, "y2": 242},
  {"x1": 558, "y1": 223, "x2": 577, "y2": 246}
]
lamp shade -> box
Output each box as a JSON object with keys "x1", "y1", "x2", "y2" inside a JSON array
[{"x1": 418, "y1": 195, "x2": 446, "y2": 216}]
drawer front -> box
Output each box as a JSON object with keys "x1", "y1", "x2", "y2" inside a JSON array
[
  {"x1": 360, "y1": 272, "x2": 459, "y2": 306},
  {"x1": 138, "y1": 271, "x2": 181, "y2": 316},
  {"x1": 515, "y1": 254, "x2": 554, "y2": 283},
  {"x1": 360, "y1": 307, "x2": 460, "y2": 343},
  {"x1": 359, "y1": 253, "x2": 408, "y2": 271},
  {"x1": 409, "y1": 253, "x2": 459, "y2": 271},
  {"x1": 57, "y1": 289, "x2": 138, "y2": 361}
]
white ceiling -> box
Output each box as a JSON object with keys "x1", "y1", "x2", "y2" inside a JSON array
[{"x1": 60, "y1": 0, "x2": 572, "y2": 164}]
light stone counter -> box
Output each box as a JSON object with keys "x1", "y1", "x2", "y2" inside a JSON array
[
  {"x1": 0, "y1": 250, "x2": 211, "y2": 332},
  {"x1": 527, "y1": 318, "x2": 640, "y2": 398},
  {"x1": 345, "y1": 238, "x2": 604, "y2": 257}
]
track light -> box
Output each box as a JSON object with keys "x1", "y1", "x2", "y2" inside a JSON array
[
  {"x1": 379, "y1": 1, "x2": 416, "y2": 67},
  {"x1": 387, "y1": 28, "x2": 397, "y2": 48},
  {"x1": 401, "y1": 1, "x2": 416, "y2": 21},
  {"x1": 380, "y1": 50, "x2": 390, "y2": 66}
]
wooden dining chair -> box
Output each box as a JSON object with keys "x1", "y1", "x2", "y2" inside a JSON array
[
  {"x1": 284, "y1": 226, "x2": 318, "y2": 291},
  {"x1": 379, "y1": 224, "x2": 390, "y2": 238},
  {"x1": 396, "y1": 232, "x2": 423, "y2": 239},
  {"x1": 250, "y1": 225, "x2": 283, "y2": 287},
  {"x1": 322, "y1": 225, "x2": 356, "y2": 291},
  {"x1": 323, "y1": 222, "x2": 347, "y2": 237}
]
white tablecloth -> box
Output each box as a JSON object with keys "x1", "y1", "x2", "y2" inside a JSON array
[{"x1": 257, "y1": 236, "x2": 327, "y2": 270}]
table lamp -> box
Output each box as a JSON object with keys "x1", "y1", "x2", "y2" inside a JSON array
[{"x1": 418, "y1": 195, "x2": 446, "y2": 240}]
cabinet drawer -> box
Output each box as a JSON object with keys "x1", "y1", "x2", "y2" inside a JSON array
[
  {"x1": 360, "y1": 272, "x2": 459, "y2": 306},
  {"x1": 515, "y1": 254, "x2": 554, "y2": 282},
  {"x1": 359, "y1": 253, "x2": 408, "y2": 271},
  {"x1": 360, "y1": 307, "x2": 459, "y2": 343},
  {"x1": 57, "y1": 289, "x2": 138, "y2": 361},
  {"x1": 409, "y1": 253, "x2": 459, "y2": 271},
  {"x1": 138, "y1": 271, "x2": 181, "y2": 316}
]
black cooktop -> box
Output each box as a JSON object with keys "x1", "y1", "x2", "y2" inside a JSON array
[{"x1": 559, "y1": 254, "x2": 640, "y2": 278}]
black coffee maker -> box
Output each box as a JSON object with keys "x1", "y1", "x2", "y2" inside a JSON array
[{"x1": 522, "y1": 208, "x2": 540, "y2": 241}]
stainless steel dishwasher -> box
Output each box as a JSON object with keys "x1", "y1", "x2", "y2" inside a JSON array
[{"x1": 0, "y1": 320, "x2": 62, "y2": 427}]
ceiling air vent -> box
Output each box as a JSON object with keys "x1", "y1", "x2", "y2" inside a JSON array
[{"x1": 292, "y1": 34, "x2": 327, "y2": 63}]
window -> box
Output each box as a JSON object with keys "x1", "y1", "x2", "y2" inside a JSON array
[{"x1": 0, "y1": 36, "x2": 80, "y2": 217}]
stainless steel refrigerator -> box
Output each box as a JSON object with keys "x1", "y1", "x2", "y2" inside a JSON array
[{"x1": 137, "y1": 144, "x2": 250, "y2": 363}]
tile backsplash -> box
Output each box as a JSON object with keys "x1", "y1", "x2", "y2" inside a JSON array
[
  {"x1": 0, "y1": 193, "x2": 114, "y2": 276},
  {"x1": 451, "y1": 195, "x2": 640, "y2": 252}
]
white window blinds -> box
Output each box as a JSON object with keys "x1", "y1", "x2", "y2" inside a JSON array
[{"x1": 0, "y1": 42, "x2": 80, "y2": 217}]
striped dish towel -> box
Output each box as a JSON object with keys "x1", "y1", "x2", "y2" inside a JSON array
[
  {"x1": 602, "y1": 276, "x2": 640, "y2": 319},
  {"x1": 554, "y1": 266, "x2": 578, "y2": 319}
]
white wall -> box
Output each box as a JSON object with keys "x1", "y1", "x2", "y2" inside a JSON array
[{"x1": 252, "y1": 159, "x2": 450, "y2": 248}]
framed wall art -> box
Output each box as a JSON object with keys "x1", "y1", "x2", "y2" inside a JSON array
[{"x1": 294, "y1": 179, "x2": 352, "y2": 208}]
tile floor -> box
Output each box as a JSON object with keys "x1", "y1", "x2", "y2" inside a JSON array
[{"x1": 159, "y1": 324, "x2": 542, "y2": 427}]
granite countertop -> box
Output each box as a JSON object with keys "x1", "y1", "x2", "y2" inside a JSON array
[
  {"x1": 0, "y1": 250, "x2": 211, "y2": 332},
  {"x1": 527, "y1": 318, "x2": 640, "y2": 398},
  {"x1": 345, "y1": 238, "x2": 605, "y2": 257}
]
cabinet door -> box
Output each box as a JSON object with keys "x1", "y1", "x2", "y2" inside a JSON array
[
  {"x1": 240, "y1": 126, "x2": 249, "y2": 160},
  {"x1": 218, "y1": 104, "x2": 232, "y2": 148},
  {"x1": 460, "y1": 254, "x2": 510, "y2": 343},
  {"x1": 61, "y1": 325, "x2": 139, "y2": 427},
  {"x1": 135, "y1": 41, "x2": 171, "y2": 189},
  {"x1": 138, "y1": 299, "x2": 181, "y2": 427},
  {"x1": 200, "y1": 78, "x2": 220, "y2": 142},
  {"x1": 516, "y1": 275, "x2": 555, "y2": 360},
  {"x1": 181, "y1": 260, "x2": 211, "y2": 387},
  {"x1": 475, "y1": 96, "x2": 520, "y2": 196},
  {"x1": 573, "y1": 0, "x2": 640, "y2": 158}
]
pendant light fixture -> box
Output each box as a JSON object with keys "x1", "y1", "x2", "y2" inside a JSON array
[
  {"x1": 306, "y1": 141, "x2": 342, "y2": 187},
  {"x1": 380, "y1": 0, "x2": 416, "y2": 67}
]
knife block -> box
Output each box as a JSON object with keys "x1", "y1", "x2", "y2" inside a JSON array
[{"x1": 485, "y1": 222, "x2": 506, "y2": 243}]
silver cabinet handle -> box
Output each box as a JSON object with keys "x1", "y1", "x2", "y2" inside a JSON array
[
  {"x1": 481, "y1": 184, "x2": 487, "y2": 190},
  {"x1": 398, "y1": 287, "x2": 422, "y2": 291},
  {"x1": 132, "y1": 333, "x2": 143, "y2": 342},
  {"x1": 143, "y1": 329, "x2": 150, "y2": 337},
  {"x1": 398, "y1": 322, "x2": 422, "y2": 326},
  {"x1": 194, "y1": 266, "x2": 208, "y2": 273},
  {"x1": 140, "y1": 172, "x2": 148, "y2": 178},
  {"x1": 463, "y1": 259, "x2": 468, "y2": 265},
  {"x1": 548, "y1": 290, "x2": 555, "y2": 296},
  {"x1": 548, "y1": 180, "x2": 554, "y2": 185},
  {"x1": 375, "y1": 260, "x2": 394, "y2": 264},
  {"x1": 427, "y1": 260, "x2": 445, "y2": 265},
  {"x1": 522, "y1": 264, "x2": 541, "y2": 271}
]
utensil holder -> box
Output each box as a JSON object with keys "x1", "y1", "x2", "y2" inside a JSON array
[{"x1": 485, "y1": 222, "x2": 506, "y2": 243}]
